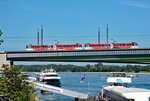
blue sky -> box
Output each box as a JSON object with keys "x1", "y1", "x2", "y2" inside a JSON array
[{"x1": 0, "y1": 0, "x2": 150, "y2": 65}]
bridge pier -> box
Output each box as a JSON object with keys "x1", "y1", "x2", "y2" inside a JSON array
[{"x1": 0, "y1": 52, "x2": 12, "y2": 69}]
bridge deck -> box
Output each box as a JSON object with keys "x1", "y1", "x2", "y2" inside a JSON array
[{"x1": 5, "y1": 48, "x2": 150, "y2": 64}]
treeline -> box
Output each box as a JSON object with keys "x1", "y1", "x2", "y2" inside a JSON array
[{"x1": 17, "y1": 63, "x2": 150, "y2": 73}]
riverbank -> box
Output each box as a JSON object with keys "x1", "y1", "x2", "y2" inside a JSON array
[{"x1": 24, "y1": 71, "x2": 150, "y2": 74}]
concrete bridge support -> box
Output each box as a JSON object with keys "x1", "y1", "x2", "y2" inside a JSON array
[{"x1": 0, "y1": 52, "x2": 12, "y2": 69}]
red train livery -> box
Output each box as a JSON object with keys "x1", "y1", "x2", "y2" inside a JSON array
[
  {"x1": 26, "y1": 42, "x2": 138, "y2": 51},
  {"x1": 26, "y1": 44, "x2": 82, "y2": 51}
]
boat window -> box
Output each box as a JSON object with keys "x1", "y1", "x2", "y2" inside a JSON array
[
  {"x1": 113, "y1": 73, "x2": 125, "y2": 77},
  {"x1": 45, "y1": 75, "x2": 58, "y2": 77}
]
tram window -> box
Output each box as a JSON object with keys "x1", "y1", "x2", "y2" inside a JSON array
[
  {"x1": 50, "y1": 46, "x2": 53, "y2": 48},
  {"x1": 95, "y1": 45, "x2": 98, "y2": 47},
  {"x1": 120, "y1": 44, "x2": 123, "y2": 46},
  {"x1": 41, "y1": 46, "x2": 46, "y2": 48}
]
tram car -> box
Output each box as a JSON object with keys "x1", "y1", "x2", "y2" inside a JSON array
[
  {"x1": 84, "y1": 42, "x2": 138, "y2": 50},
  {"x1": 26, "y1": 42, "x2": 138, "y2": 51},
  {"x1": 26, "y1": 43, "x2": 82, "y2": 51}
]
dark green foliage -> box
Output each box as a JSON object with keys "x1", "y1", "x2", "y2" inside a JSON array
[
  {"x1": 19, "y1": 63, "x2": 150, "y2": 73},
  {"x1": 0, "y1": 65, "x2": 36, "y2": 101}
]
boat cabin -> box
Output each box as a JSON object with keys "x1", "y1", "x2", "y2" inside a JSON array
[{"x1": 107, "y1": 72, "x2": 132, "y2": 85}]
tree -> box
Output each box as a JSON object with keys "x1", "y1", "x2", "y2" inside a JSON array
[
  {"x1": 0, "y1": 65, "x2": 37, "y2": 101},
  {"x1": 0, "y1": 29, "x2": 3, "y2": 45}
]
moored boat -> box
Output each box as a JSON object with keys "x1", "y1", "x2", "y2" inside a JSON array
[
  {"x1": 101, "y1": 72, "x2": 150, "y2": 101},
  {"x1": 37, "y1": 68, "x2": 61, "y2": 87}
]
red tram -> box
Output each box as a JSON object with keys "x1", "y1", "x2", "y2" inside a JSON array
[
  {"x1": 26, "y1": 44, "x2": 82, "y2": 51},
  {"x1": 26, "y1": 42, "x2": 138, "y2": 51},
  {"x1": 84, "y1": 42, "x2": 138, "y2": 50}
]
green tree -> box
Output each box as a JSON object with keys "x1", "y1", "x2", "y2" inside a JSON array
[
  {"x1": 0, "y1": 29, "x2": 3, "y2": 45},
  {"x1": 0, "y1": 65, "x2": 37, "y2": 101}
]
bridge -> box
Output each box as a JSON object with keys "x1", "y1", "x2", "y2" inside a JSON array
[{"x1": 1, "y1": 48, "x2": 150, "y2": 67}]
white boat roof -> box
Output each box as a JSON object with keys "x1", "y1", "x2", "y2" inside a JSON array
[
  {"x1": 105, "y1": 86, "x2": 150, "y2": 93},
  {"x1": 37, "y1": 68, "x2": 58, "y2": 75},
  {"x1": 42, "y1": 68, "x2": 56, "y2": 73},
  {"x1": 104, "y1": 86, "x2": 150, "y2": 101}
]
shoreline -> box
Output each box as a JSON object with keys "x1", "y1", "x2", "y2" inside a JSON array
[{"x1": 24, "y1": 72, "x2": 150, "y2": 74}]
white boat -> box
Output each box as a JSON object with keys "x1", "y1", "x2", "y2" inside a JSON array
[
  {"x1": 101, "y1": 72, "x2": 150, "y2": 101},
  {"x1": 37, "y1": 68, "x2": 61, "y2": 87}
]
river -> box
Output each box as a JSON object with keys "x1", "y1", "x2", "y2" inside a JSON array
[{"x1": 28, "y1": 73, "x2": 150, "y2": 101}]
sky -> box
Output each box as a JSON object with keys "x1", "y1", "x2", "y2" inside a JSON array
[{"x1": 0, "y1": 0, "x2": 150, "y2": 65}]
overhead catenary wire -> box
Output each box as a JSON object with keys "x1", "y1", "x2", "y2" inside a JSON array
[{"x1": 3, "y1": 34, "x2": 150, "y2": 39}]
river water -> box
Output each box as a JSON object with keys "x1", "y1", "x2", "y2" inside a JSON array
[{"x1": 30, "y1": 73, "x2": 150, "y2": 101}]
